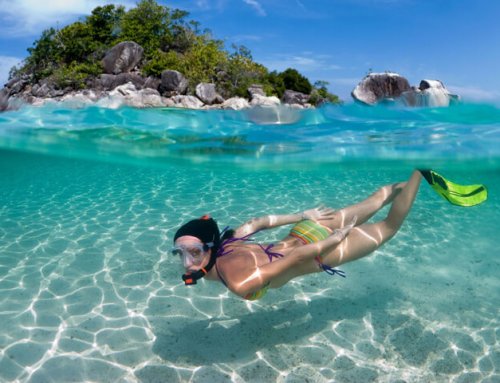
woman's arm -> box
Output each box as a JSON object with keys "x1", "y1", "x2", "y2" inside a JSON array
[{"x1": 233, "y1": 207, "x2": 336, "y2": 237}]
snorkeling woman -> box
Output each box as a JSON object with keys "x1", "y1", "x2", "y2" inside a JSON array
[{"x1": 171, "y1": 170, "x2": 487, "y2": 301}]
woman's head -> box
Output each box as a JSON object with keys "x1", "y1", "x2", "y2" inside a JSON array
[{"x1": 173, "y1": 216, "x2": 221, "y2": 277}]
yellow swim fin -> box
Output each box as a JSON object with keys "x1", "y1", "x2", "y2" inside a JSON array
[{"x1": 419, "y1": 169, "x2": 488, "y2": 207}]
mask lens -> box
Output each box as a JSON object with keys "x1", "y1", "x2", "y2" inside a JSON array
[
  {"x1": 171, "y1": 248, "x2": 183, "y2": 257},
  {"x1": 172, "y1": 243, "x2": 207, "y2": 265}
]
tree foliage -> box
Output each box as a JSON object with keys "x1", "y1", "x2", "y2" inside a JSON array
[
  {"x1": 25, "y1": 28, "x2": 60, "y2": 80},
  {"x1": 310, "y1": 81, "x2": 341, "y2": 105},
  {"x1": 57, "y1": 22, "x2": 97, "y2": 63},
  {"x1": 216, "y1": 45, "x2": 269, "y2": 98},
  {"x1": 278, "y1": 68, "x2": 313, "y2": 95},
  {"x1": 87, "y1": 5, "x2": 125, "y2": 46},
  {"x1": 52, "y1": 61, "x2": 102, "y2": 89},
  {"x1": 118, "y1": 0, "x2": 173, "y2": 55},
  {"x1": 143, "y1": 36, "x2": 228, "y2": 91}
]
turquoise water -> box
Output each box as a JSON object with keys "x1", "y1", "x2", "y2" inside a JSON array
[{"x1": 0, "y1": 102, "x2": 499, "y2": 382}]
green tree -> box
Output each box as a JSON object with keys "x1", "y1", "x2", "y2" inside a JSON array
[
  {"x1": 142, "y1": 50, "x2": 184, "y2": 77},
  {"x1": 180, "y1": 37, "x2": 228, "y2": 89},
  {"x1": 143, "y1": 36, "x2": 227, "y2": 89},
  {"x1": 265, "y1": 71, "x2": 285, "y2": 97},
  {"x1": 87, "y1": 5, "x2": 125, "y2": 46},
  {"x1": 279, "y1": 68, "x2": 312, "y2": 94},
  {"x1": 25, "y1": 28, "x2": 60, "y2": 80},
  {"x1": 165, "y1": 9, "x2": 195, "y2": 53},
  {"x1": 118, "y1": 0, "x2": 192, "y2": 56},
  {"x1": 309, "y1": 80, "x2": 341, "y2": 105},
  {"x1": 57, "y1": 22, "x2": 97, "y2": 64},
  {"x1": 119, "y1": 0, "x2": 171, "y2": 55},
  {"x1": 217, "y1": 45, "x2": 269, "y2": 98}
]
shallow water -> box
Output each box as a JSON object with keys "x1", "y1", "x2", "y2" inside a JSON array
[{"x1": 0, "y1": 102, "x2": 499, "y2": 382}]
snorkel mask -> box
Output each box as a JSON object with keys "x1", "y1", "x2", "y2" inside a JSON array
[{"x1": 173, "y1": 215, "x2": 221, "y2": 285}]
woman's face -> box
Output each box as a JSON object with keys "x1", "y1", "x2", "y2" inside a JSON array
[{"x1": 173, "y1": 235, "x2": 211, "y2": 271}]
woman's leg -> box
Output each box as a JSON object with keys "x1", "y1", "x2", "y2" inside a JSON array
[
  {"x1": 322, "y1": 181, "x2": 407, "y2": 231},
  {"x1": 321, "y1": 170, "x2": 422, "y2": 267},
  {"x1": 270, "y1": 171, "x2": 422, "y2": 288}
]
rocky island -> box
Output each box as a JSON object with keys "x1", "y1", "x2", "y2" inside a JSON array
[{"x1": 0, "y1": 1, "x2": 339, "y2": 112}]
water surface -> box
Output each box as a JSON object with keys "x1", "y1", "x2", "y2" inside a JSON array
[{"x1": 0, "y1": 102, "x2": 499, "y2": 382}]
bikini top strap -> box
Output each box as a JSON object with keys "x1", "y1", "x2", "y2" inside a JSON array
[
  {"x1": 258, "y1": 243, "x2": 284, "y2": 262},
  {"x1": 216, "y1": 227, "x2": 258, "y2": 257}
]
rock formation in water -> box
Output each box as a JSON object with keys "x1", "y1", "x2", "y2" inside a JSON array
[
  {"x1": 352, "y1": 73, "x2": 411, "y2": 105},
  {"x1": 401, "y1": 80, "x2": 459, "y2": 107},
  {"x1": 352, "y1": 72, "x2": 459, "y2": 107}
]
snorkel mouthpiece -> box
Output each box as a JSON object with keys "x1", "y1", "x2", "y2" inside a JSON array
[{"x1": 182, "y1": 268, "x2": 207, "y2": 285}]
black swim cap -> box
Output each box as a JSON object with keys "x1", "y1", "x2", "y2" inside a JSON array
[{"x1": 173, "y1": 215, "x2": 221, "y2": 250}]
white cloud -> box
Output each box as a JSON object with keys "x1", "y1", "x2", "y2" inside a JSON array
[
  {"x1": 193, "y1": 0, "x2": 228, "y2": 12},
  {"x1": 243, "y1": 0, "x2": 266, "y2": 16},
  {"x1": 232, "y1": 34, "x2": 263, "y2": 43},
  {"x1": 295, "y1": 0, "x2": 306, "y2": 9},
  {"x1": 260, "y1": 53, "x2": 342, "y2": 72},
  {"x1": 0, "y1": 0, "x2": 133, "y2": 37},
  {"x1": 0, "y1": 56, "x2": 23, "y2": 87},
  {"x1": 195, "y1": 0, "x2": 209, "y2": 8},
  {"x1": 448, "y1": 85, "x2": 500, "y2": 102}
]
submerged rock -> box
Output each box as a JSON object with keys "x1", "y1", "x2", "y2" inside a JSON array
[
  {"x1": 245, "y1": 104, "x2": 302, "y2": 125},
  {"x1": 102, "y1": 41, "x2": 144, "y2": 75},
  {"x1": 352, "y1": 72, "x2": 411, "y2": 105}
]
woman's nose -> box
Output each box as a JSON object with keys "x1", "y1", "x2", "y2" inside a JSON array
[{"x1": 183, "y1": 254, "x2": 193, "y2": 268}]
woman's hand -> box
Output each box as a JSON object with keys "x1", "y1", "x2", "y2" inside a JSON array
[
  {"x1": 331, "y1": 215, "x2": 358, "y2": 240},
  {"x1": 302, "y1": 206, "x2": 336, "y2": 222}
]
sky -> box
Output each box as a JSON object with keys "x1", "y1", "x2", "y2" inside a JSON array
[{"x1": 0, "y1": 0, "x2": 499, "y2": 101}]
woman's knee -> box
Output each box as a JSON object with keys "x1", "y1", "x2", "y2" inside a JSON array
[
  {"x1": 380, "y1": 219, "x2": 400, "y2": 242},
  {"x1": 376, "y1": 183, "x2": 404, "y2": 204}
]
